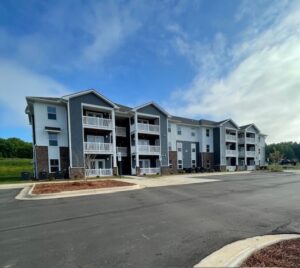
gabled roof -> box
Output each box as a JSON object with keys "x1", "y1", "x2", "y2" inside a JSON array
[
  {"x1": 199, "y1": 119, "x2": 218, "y2": 126},
  {"x1": 218, "y1": 118, "x2": 239, "y2": 128},
  {"x1": 240, "y1": 123, "x2": 261, "y2": 133},
  {"x1": 133, "y1": 102, "x2": 170, "y2": 116},
  {"x1": 62, "y1": 89, "x2": 119, "y2": 108}
]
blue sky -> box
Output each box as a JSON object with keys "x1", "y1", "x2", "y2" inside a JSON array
[{"x1": 0, "y1": 0, "x2": 300, "y2": 143}]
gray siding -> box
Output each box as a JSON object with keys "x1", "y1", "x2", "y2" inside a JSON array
[
  {"x1": 178, "y1": 141, "x2": 199, "y2": 169},
  {"x1": 137, "y1": 104, "x2": 168, "y2": 166},
  {"x1": 213, "y1": 128, "x2": 220, "y2": 165},
  {"x1": 69, "y1": 92, "x2": 114, "y2": 167}
]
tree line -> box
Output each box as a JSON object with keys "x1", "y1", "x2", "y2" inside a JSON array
[
  {"x1": 266, "y1": 142, "x2": 300, "y2": 162},
  {"x1": 0, "y1": 138, "x2": 32, "y2": 158}
]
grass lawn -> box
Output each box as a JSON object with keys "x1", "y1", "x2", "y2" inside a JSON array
[
  {"x1": 282, "y1": 164, "x2": 300, "y2": 170},
  {"x1": 0, "y1": 158, "x2": 33, "y2": 183}
]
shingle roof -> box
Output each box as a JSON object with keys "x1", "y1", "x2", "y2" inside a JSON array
[
  {"x1": 115, "y1": 103, "x2": 132, "y2": 112},
  {"x1": 199, "y1": 119, "x2": 218, "y2": 126},
  {"x1": 239, "y1": 124, "x2": 252, "y2": 130},
  {"x1": 27, "y1": 96, "x2": 61, "y2": 102},
  {"x1": 170, "y1": 115, "x2": 200, "y2": 125}
]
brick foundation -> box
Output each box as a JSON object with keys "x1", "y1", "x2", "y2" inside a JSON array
[
  {"x1": 69, "y1": 167, "x2": 85, "y2": 179},
  {"x1": 35, "y1": 146, "x2": 49, "y2": 177},
  {"x1": 199, "y1": 152, "x2": 215, "y2": 169}
]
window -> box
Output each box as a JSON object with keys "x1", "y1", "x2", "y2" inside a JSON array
[
  {"x1": 50, "y1": 159, "x2": 59, "y2": 172},
  {"x1": 168, "y1": 142, "x2": 172, "y2": 151},
  {"x1": 206, "y1": 160, "x2": 210, "y2": 168},
  {"x1": 192, "y1": 160, "x2": 196, "y2": 168},
  {"x1": 258, "y1": 149, "x2": 261, "y2": 154},
  {"x1": 47, "y1": 106, "x2": 57, "y2": 120},
  {"x1": 177, "y1": 126, "x2": 182, "y2": 135},
  {"x1": 178, "y1": 160, "x2": 183, "y2": 169},
  {"x1": 178, "y1": 147, "x2": 182, "y2": 152},
  {"x1": 191, "y1": 132, "x2": 195, "y2": 137},
  {"x1": 206, "y1": 128, "x2": 210, "y2": 137},
  {"x1": 192, "y1": 148, "x2": 196, "y2": 152},
  {"x1": 49, "y1": 133, "x2": 58, "y2": 146},
  {"x1": 206, "y1": 144, "x2": 210, "y2": 153},
  {"x1": 168, "y1": 124, "x2": 171, "y2": 132},
  {"x1": 169, "y1": 159, "x2": 172, "y2": 167}
]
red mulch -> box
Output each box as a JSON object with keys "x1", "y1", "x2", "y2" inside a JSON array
[
  {"x1": 32, "y1": 180, "x2": 135, "y2": 194},
  {"x1": 241, "y1": 238, "x2": 300, "y2": 268}
]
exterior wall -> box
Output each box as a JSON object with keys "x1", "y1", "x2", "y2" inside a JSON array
[
  {"x1": 59, "y1": 147, "x2": 69, "y2": 171},
  {"x1": 168, "y1": 151, "x2": 177, "y2": 173},
  {"x1": 35, "y1": 146, "x2": 49, "y2": 175},
  {"x1": 68, "y1": 92, "x2": 114, "y2": 168},
  {"x1": 213, "y1": 128, "x2": 221, "y2": 165},
  {"x1": 33, "y1": 102, "x2": 68, "y2": 147},
  {"x1": 258, "y1": 135, "x2": 266, "y2": 166},
  {"x1": 199, "y1": 127, "x2": 214, "y2": 152},
  {"x1": 199, "y1": 152, "x2": 214, "y2": 169},
  {"x1": 137, "y1": 104, "x2": 168, "y2": 167}
]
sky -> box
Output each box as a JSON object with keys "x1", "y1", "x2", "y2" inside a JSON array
[{"x1": 0, "y1": 0, "x2": 299, "y2": 143}]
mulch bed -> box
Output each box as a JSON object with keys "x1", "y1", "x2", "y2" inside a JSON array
[
  {"x1": 32, "y1": 180, "x2": 135, "y2": 194},
  {"x1": 241, "y1": 238, "x2": 300, "y2": 268}
]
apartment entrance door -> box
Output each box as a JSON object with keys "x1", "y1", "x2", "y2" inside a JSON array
[{"x1": 90, "y1": 159, "x2": 105, "y2": 169}]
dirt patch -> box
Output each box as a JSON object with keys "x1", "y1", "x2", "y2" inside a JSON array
[
  {"x1": 32, "y1": 180, "x2": 135, "y2": 194},
  {"x1": 241, "y1": 238, "x2": 300, "y2": 268}
]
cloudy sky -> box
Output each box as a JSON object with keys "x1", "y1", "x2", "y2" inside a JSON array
[{"x1": 0, "y1": 0, "x2": 299, "y2": 143}]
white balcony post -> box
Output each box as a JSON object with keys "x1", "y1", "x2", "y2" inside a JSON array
[
  {"x1": 236, "y1": 130, "x2": 238, "y2": 167},
  {"x1": 134, "y1": 112, "x2": 139, "y2": 169},
  {"x1": 112, "y1": 109, "x2": 117, "y2": 169},
  {"x1": 244, "y1": 130, "x2": 247, "y2": 167}
]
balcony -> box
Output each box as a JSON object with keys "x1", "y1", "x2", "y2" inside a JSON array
[
  {"x1": 131, "y1": 145, "x2": 160, "y2": 155},
  {"x1": 246, "y1": 150, "x2": 256, "y2": 157},
  {"x1": 85, "y1": 168, "x2": 112, "y2": 177},
  {"x1": 246, "y1": 137, "x2": 255, "y2": 143},
  {"x1": 238, "y1": 137, "x2": 256, "y2": 144},
  {"x1": 226, "y1": 166, "x2": 236, "y2": 172},
  {"x1": 140, "y1": 167, "x2": 160, "y2": 175},
  {"x1": 82, "y1": 116, "x2": 112, "y2": 130},
  {"x1": 131, "y1": 123, "x2": 160, "y2": 135},
  {"x1": 247, "y1": 165, "x2": 256, "y2": 171},
  {"x1": 226, "y1": 149, "x2": 237, "y2": 157},
  {"x1": 83, "y1": 142, "x2": 113, "y2": 154},
  {"x1": 238, "y1": 150, "x2": 245, "y2": 157},
  {"x1": 116, "y1": 126, "x2": 126, "y2": 137},
  {"x1": 116, "y1": 147, "x2": 128, "y2": 157},
  {"x1": 226, "y1": 134, "x2": 237, "y2": 142}
]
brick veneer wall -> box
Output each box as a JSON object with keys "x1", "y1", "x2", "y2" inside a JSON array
[{"x1": 35, "y1": 146, "x2": 49, "y2": 175}]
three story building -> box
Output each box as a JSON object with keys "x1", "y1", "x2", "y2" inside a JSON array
[{"x1": 25, "y1": 89, "x2": 267, "y2": 178}]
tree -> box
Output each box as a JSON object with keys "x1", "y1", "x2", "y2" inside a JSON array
[{"x1": 269, "y1": 149, "x2": 282, "y2": 164}]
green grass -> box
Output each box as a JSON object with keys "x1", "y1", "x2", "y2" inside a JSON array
[
  {"x1": 282, "y1": 164, "x2": 300, "y2": 170},
  {"x1": 267, "y1": 164, "x2": 283, "y2": 172},
  {"x1": 0, "y1": 158, "x2": 33, "y2": 183}
]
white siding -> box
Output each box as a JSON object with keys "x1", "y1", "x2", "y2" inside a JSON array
[{"x1": 34, "y1": 102, "x2": 69, "y2": 147}]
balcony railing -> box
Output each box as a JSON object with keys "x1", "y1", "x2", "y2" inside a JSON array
[
  {"x1": 226, "y1": 166, "x2": 236, "y2": 172},
  {"x1": 116, "y1": 147, "x2": 127, "y2": 157},
  {"x1": 82, "y1": 116, "x2": 112, "y2": 130},
  {"x1": 246, "y1": 150, "x2": 256, "y2": 157},
  {"x1": 131, "y1": 123, "x2": 160, "y2": 134},
  {"x1": 84, "y1": 142, "x2": 113, "y2": 154},
  {"x1": 247, "y1": 165, "x2": 256, "y2": 171},
  {"x1": 85, "y1": 168, "x2": 112, "y2": 177},
  {"x1": 226, "y1": 134, "x2": 237, "y2": 141},
  {"x1": 246, "y1": 137, "x2": 255, "y2": 143},
  {"x1": 226, "y1": 149, "x2": 237, "y2": 157},
  {"x1": 116, "y1": 126, "x2": 126, "y2": 137},
  {"x1": 131, "y1": 145, "x2": 160, "y2": 155},
  {"x1": 140, "y1": 167, "x2": 160, "y2": 175}
]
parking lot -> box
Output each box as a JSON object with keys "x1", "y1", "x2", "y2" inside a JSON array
[{"x1": 1, "y1": 171, "x2": 300, "y2": 267}]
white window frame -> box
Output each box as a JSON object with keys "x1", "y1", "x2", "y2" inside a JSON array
[
  {"x1": 49, "y1": 159, "x2": 60, "y2": 173},
  {"x1": 47, "y1": 106, "x2": 57, "y2": 120},
  {"x1": 49, "y1": 133, "x2": 58, "y2": 146}
]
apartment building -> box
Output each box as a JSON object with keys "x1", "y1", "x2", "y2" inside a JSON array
[{"x1": 25, "y1": 89, "x2": 267, "y2": 178}]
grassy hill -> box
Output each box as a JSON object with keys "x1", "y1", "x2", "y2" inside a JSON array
[{"x1": 0, "y1": 158, "x2": 33, "y2": 183}]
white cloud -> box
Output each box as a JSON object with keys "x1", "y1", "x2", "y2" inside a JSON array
[
  {"x1": 0, "y1": 60, "x2": 70, "y2": 127},
  {"x1": 167, "y1": 2, "x2": 300, "y2": 143}
]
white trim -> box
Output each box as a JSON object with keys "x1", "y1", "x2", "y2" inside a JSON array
[
  {"x1": 242, "y1": 123, "x2": 261, "y2": 133},
  {"x1": 48, "y1": 158, "x2": 60, "y2": 173},
  {"x1": 219, "y1": 118, "x2": 239, "y2": 129},
  {"x1": 62, "y1": 89, "x2": 119, "y2": 108},
  {"x1": 81, "y1": 102, "x2": 114, "y2": 112},
  {"x1": 136, "y1": 112, "x2": 160, "y2": 119}
]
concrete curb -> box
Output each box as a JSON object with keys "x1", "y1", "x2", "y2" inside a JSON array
[
  {"x1": 194, "y1": 234, "x2": 300, "y2": 268},
  {"x1": 15, "y1": 184, "x2": 144, "y2": 200}
]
